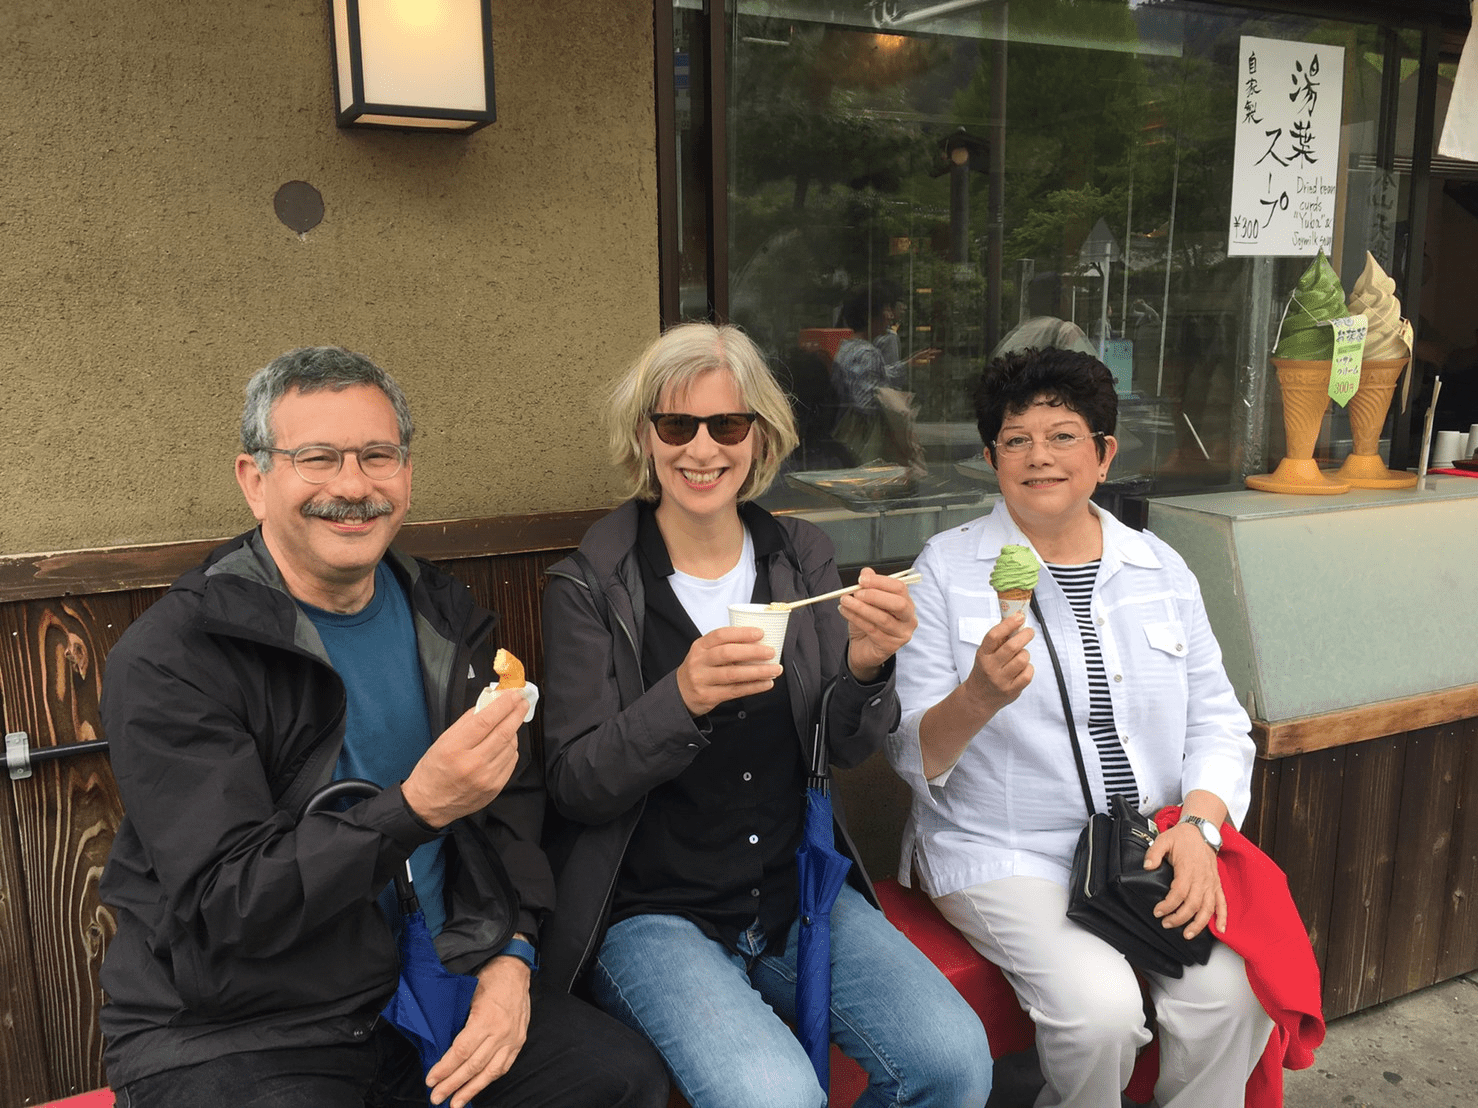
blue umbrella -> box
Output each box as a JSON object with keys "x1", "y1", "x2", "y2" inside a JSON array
[
  {"x1": 304, "y1": 779, "x2": 479, "y2": 1078},
  {"x1": 793, "y1": 688, "x2": 852, "y2": 1094}
]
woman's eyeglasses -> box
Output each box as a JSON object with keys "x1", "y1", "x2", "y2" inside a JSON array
[
  {"x1": 649, "y1": 412, "x2": 759, "y2": 446},
  {"x1": 991, "y1": 431, "x2": 1104, "y2": 455}
]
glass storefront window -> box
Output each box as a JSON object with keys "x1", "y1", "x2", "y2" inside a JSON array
[{"x1": 670, "y1": 1, "x2": 1448, "y2": 565}]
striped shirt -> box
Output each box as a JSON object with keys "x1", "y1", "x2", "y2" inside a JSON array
[{"x1": 1046, "y1": 560, "x2": 1139, "y2": 810}]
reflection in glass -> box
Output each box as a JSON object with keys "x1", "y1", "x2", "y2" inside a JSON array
[{"x1": 699, "y1": 2, "x2": 1412, "y2": 560}]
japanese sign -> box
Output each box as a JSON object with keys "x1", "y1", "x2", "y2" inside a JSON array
[
  {"x1": 1327, "y1": 316, "x2": 1368, "y2": 407},
  {"x1": 1228, "y1": 36, "x2": 1345, "y2": 256}
]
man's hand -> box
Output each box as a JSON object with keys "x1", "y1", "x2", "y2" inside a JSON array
[
  {"x1": 425, "y1": 955, "x2": 532, "y2": 1108},
  {"x1": 839, "y1": 567, "x2": 918, "y2": 681},
  {"x1": 675, "y1": 625, "x2": 783, "y2": 716},
  {"x1": 402, "y1": 689, "x2": 525, "y2": 830}
]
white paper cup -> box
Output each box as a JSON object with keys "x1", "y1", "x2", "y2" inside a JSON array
[
  {"x1": 1466, "y1": 423, "x2": 1478, "y2": 461},
  {"x1": 728, "y1": 603, "x2": 791, "y2": 663},
  {"x1": 1432, "y1": 429, "x2": 1464, "y2": 468}
]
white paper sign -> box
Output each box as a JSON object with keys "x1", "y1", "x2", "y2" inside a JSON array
[{"x1": 1228, "y1": 36, "x2": 1345, "y2": 257}]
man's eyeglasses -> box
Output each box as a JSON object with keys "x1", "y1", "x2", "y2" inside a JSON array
[
  {"x1": 991, "y1": 431, "x2": 1104, "y2": 455},
  {"x1": 260, "y1": 443, "x2": 408, "y2": 484},
  {"x1": 649, "y1": 412, "x2": 759, "y2": 446}
]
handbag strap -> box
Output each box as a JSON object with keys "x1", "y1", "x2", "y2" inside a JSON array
[{"x1": 1029, "y1": 594, "x2": 1097, "y2": 819}]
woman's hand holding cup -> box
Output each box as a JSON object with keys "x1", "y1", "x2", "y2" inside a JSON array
[{"x1": 676, "y1": 626, "x2": 784, "y2": 716}]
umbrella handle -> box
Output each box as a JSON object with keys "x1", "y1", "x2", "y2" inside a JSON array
[
  {"x1": 301, "y1": 778, "x2": 420, "y2": 908},
  {"x1": 301, "y1": 777, "x2": 382, "y2": 815}
]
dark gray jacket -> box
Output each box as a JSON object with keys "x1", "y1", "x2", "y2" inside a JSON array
[
  {"x1": 538, "y1": 501, "x2": 897, "y2": 992},
  {"x1": 98, "y1": 530, "x2": 554, "y2": 1086}
]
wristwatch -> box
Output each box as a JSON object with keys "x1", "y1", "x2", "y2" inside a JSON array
[
  {"x1": 1181, "y1": 814, "x2": 1223, "y2": 853},
  {"x1": 498, "y1": 934, "x2": 540, "y2": 974}
]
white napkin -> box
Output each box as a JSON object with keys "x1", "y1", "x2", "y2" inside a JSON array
[{"x1": 474, "y1": 681, "x2": 540, "y2": 723}]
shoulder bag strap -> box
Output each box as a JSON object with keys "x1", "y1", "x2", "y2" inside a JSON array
[{"x1": 1029, "y1": 594, "x2": 1097, "y2": 819}]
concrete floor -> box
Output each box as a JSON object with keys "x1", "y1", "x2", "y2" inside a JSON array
[
  {"x1": 1284, "y1": 973, "x2": 1478, "y2": 1108},
  {"x1": 982, "y1": 972, "x2": 1478, "y2": 1107}
]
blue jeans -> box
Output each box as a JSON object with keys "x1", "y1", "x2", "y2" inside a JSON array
[{"x1": 589, "y1": 883, "x2": 992, "y2": 1108}]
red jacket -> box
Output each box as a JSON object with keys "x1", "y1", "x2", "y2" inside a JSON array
[{"x1": 1155, "y1": 808, "x2": 1325, "y2": 1108}]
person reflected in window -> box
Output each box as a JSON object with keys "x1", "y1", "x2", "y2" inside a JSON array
[{"x1": 831, "y1": 281, "x2": 929, "y2": 475}]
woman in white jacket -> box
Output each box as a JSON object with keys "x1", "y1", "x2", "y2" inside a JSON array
[{"x1": 888, "y1": 346, "x2": 1272, "y2": 1108}]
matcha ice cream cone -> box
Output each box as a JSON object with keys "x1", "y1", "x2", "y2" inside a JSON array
[
  {"x1": 1246, "y1": 359, "x2": 1350, "y2": 494},
  {"x1": 990, "y1": 545, "x2": 1039, "y2": 621},
  {"x1": 1248, "y1": 253, "x2": 1351, "y2": 494}
]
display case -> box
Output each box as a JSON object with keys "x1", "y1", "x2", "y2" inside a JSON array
[{"x1": 1147, "y1": 476, "x2": 1478, "y2": 723}]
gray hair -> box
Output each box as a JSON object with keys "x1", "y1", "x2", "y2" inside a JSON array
[{"x1": 241, "y1": 347, "x2": 414, "y2": 470}]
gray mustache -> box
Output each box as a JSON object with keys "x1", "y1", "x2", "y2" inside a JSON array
[{"x1": 301, "y1": 497, "x2": 395, "y2": 523}]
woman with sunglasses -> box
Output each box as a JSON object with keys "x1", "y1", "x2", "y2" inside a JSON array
[
  {"x1": 887, "y1": 348, "x2": 1271, "y2": 1107},
  {"x1": 539, "y1": 322, "x2": 991, "y2": 1108}
]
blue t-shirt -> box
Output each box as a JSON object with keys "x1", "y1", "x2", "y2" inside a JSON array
[{"x1": 302, "y1": 560, "x2": 447, "y2": 936}]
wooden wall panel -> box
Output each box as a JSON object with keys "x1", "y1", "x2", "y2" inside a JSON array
[
  {"x1": 0, "y1": 594, "x2": 136, "y2": 1102},
  {"x1": 0, "y1": 733, "x2": 52, "y2": 1106},
  {"x1": 1272, "y1": 749, "x2": 1345, "y2": 975},
  {"x1": 1244, "y1": 758, "x2": 1280, "y2": 853},
  {"x1": 437, "y1": 550, "x2": 570, "y2": 759},
  {"x1": 1436, "y1": 717, "x2": 1478, "y2": 983},
  {"x1": 1377, "y1": 726, "x2": 1464, "y2": 1005},
  {"x1": 437, "y1": 551, "x2": 569, "y2": 693},
  {"x1": 1321, "y1": 736, "x2": 1402, "y2": 1019}
]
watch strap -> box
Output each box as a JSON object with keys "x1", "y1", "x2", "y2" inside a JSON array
[{"x1": 498, "y1": 935, "x2": 540, "y2": 974}]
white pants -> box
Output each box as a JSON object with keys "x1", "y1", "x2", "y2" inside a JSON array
[{"x1": 934, "y1": 877, "x2": 1274, "y2": 1108}]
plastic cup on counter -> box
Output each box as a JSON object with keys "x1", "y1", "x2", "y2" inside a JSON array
[{"x1": 1432, "y1": 430, "x2": 1465, "y2": 468}]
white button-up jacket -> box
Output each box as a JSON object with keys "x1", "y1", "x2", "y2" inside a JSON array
[{"x1": 887, "y1": 499, "x2": 1254, "y2": 895}]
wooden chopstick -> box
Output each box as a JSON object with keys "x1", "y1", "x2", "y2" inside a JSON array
[{"x1": 777, "y1": 568, "x2": 923, "y2": 611}]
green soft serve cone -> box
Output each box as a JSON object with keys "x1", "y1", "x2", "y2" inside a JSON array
[{"x1": 1273, "y1": 251, "x2": 1347, "y2": 361}]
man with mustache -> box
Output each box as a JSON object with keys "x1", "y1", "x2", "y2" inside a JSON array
[{"x1": 96, "y1": 347, "x2": 666, "y2": 1108}]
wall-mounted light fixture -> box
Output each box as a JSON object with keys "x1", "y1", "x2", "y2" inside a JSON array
[{"x1": 329, "y1": 0, "x2": 496, "y2": 132}]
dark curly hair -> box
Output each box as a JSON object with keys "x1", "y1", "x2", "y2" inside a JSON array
[{"x1": 973, "y1": 347, "x2": 1118, "y2": 464}]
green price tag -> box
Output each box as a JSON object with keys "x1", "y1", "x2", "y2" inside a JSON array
[{"x1": 1326, "y1": 315, "x2": 1368, "y2": 407}]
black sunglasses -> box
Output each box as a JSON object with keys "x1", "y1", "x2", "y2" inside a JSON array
[{"x1": 649, "y1": 412, "x2": 759, "y2": 446}]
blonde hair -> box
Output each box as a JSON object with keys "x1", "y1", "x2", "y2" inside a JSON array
[{"x1": 607, "y1": 322, "x2": 799, "y2": 503}]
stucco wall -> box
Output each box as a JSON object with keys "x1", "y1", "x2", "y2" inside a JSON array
[{"x1": 1, "y1": 1, "x2": 657, "y2": 555}]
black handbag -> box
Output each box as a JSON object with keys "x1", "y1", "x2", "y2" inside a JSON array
[{"x1": 1031, "y1": 596, "x2": 1216, "y2": 978}]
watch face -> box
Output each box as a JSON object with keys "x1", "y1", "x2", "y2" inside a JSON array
[{"x1": 1190, "y1": 816, "x2": 1222, "y2": 848}]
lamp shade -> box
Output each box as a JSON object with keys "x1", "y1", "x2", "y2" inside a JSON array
[{"x1": 330, "y1": 0, "x2": 496, "y2": 132}]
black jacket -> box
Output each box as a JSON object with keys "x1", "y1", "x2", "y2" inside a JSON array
[
  {"x1": 537, "y1": 501, "x2": 897, "y2": 993},
  {"x1": 98, "y1": 530, "x2": 554, "y2": 1086}
]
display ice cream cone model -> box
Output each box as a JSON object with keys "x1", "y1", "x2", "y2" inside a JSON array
[
  {"x1": 1336, "y1": 252, "x2": 1416, "y2": 489},
  {"x1": 990, "y1": 544, "x2": 1039, "y2": 621},
  {"x1": 1246, "y1": 251, "x2": 1350, "y2": 494}
]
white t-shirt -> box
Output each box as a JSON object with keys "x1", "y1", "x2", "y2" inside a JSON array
[{"x1": 668, "y1": 527, "x2": 757, "y2": 634}]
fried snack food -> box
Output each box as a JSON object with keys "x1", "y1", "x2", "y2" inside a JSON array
[
  {"x1": 476, "y1": 649, "x2": 527, "y2": 712},
  {"x1": 493, "y1": 648, "x2": 526, "y2": 689}
]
